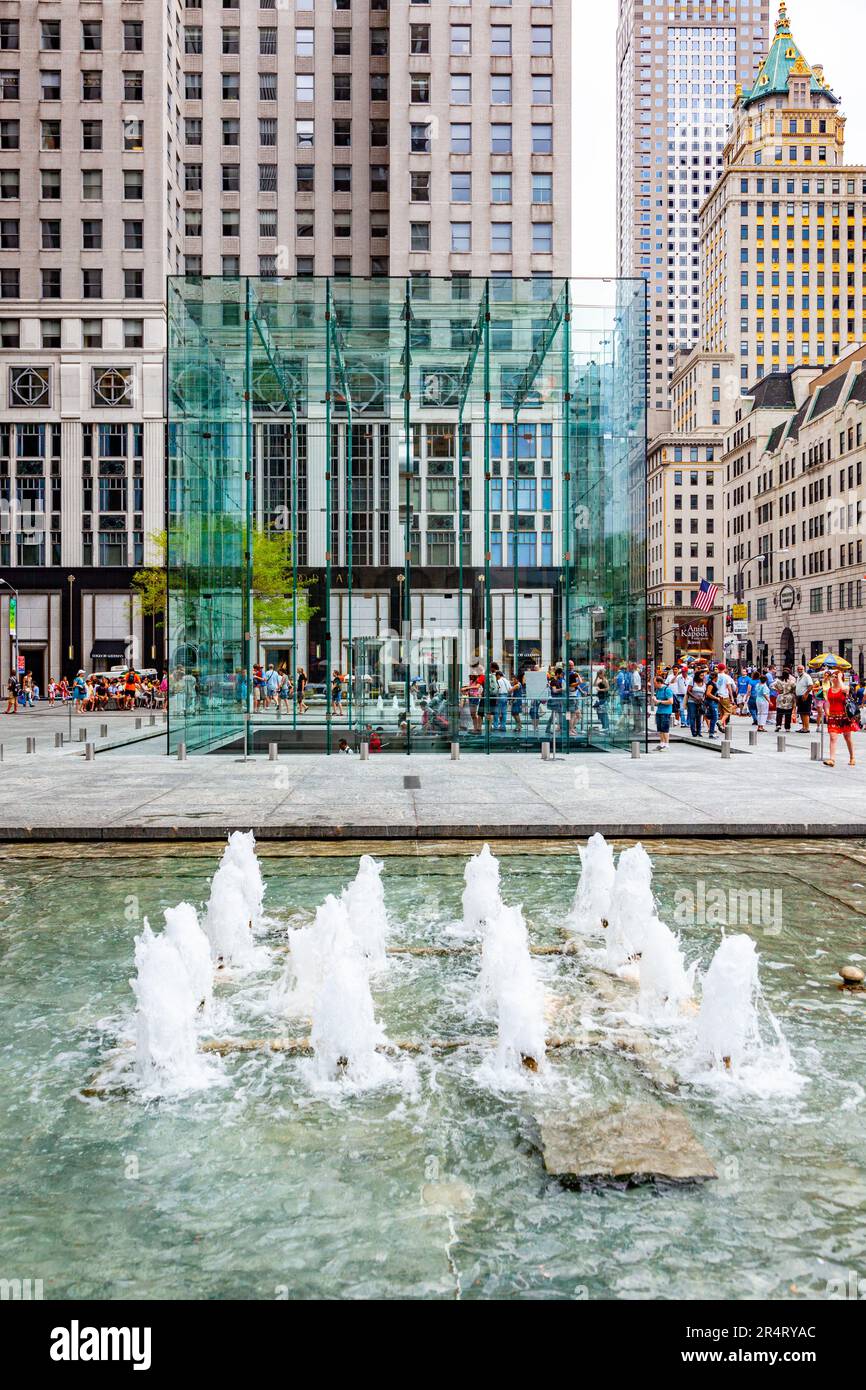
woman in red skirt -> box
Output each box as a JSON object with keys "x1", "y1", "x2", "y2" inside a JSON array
[{"x1": 823, "y1": 668, "x2": 858, "y2": 768}]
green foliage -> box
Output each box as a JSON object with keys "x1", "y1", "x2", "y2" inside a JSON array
[
  {"x1": 252, "y1": 529, "x2": 315, "y2": 633},
  {"x1": 131, "y1": 531, "x2": 167, "y2": 625}
]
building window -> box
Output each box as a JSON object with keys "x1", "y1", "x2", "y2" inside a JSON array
[
  {"x1": 532, "y1": 222, "x2": 553, "y2": 254},
  {"x1": 82, "y1": 268, "x2": 102, "y2": 300},
  {"x1": 411, "y1": 172, "x2": 430, "y2": 203},
  {"x1": 451, "y1": 74, "x2": 471, "y2": 104},
  {"x1": 491, "y1": 222, "x2": 512, "y2": 254},
  {"x1": 531, "y1": 124, "x2": 553, "y2": 154},
  {"x1": 451, "y1": 172, "x2": 471, "y2": 203},
  {"x1": 92, "y1": 367, "x2": 133, "y2": 408},
  {"x1": 450, "y1": 123, "x2": 471, "y2": 155},
  {"x1": 491, "y1": 173, "x2": 512, "y2": 205},
  {"x1": 491, "y1": 124, "x2": 512, "y2": 156},
  {"x1": 491, "y1": 26, "x2": 512, "y2": 57},
  {"x1": 410, "y1": 25, "x2": 430, "y2": 55},
  {"x1": 451, "y1": 222, "x2": 471, "y2": 253},
  {"x1": 532, "y1": 172, "x2": 552, "y2": 204},
  {"x1": 450, "y1": 25, "x2": 471, "y2": 56},
  {"x1": 411, "y1": 222, "x2": 430, "y2": 252},
  {"x1": 491, "y1": 75, "x2": 512, "y2": 105}
]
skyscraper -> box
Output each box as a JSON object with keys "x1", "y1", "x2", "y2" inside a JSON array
[
  {"x1": 617, "y1": 0, "x2": 769, "y2": 427},
  {"x1": 0, "y1": 0, "x2": 571, "y2": 688}
]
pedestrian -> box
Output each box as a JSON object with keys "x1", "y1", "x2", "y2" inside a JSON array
[
  {"x1": 754, "y1": 672, "x2": 771, "y2": 731},
  {"x1": 71, "y1": 669, "x2": 87, "y2": 713},
  {"x1": 509, "y1": 672, "x2": 524, "y2": 734},
  {"x1": 594, "y1": 666, "x2": 610, "y2": 731},
  {"x1": 653, "y1": 674, "x2": 674, "y2": 751},
  {"x1": 685, "y1": 669, "x2": 707, "y2": 738},
  {"x1": 774, "y1": 667, "x2": 796, "y2": 732},
  {"x1": 703, "y1": 669, "x2": 720, "y2": 739},
  {"x1": 794, "y1": 664, "x2": 813, "y2": 732},
  {"x1": 337, "y1": 737, "x2": 354, "y2": 754},
  {"x1": 823, "y1": 667, "x2": 858, "y2": 768},
  {"x1": 331, "y1": 669, "x2": 344, "y2": 716},
  {"x1": 493, "y1": 664, "x2": 510, "y2": 732},
  {"x1": 713, "y1": 664, "x2": 736, "y2": 732},
  {"x1": 4, "y1": 673, "x2": 18, "y2": 714},
  {"x1": 296, "y1": 667, "x2": 308, "y2": 714}
]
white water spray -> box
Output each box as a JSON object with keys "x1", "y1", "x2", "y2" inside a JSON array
[
  {"x1": 638, "y1": 916, "x2": 695, "y2": 1022},
  {"x1": 222, "y1": 830, "x2": 266, "y2": 932},
  {"x1": 568, "y1": 833, "x2": 615, "y2": 935},
  {"x1": 131, "y1": 923, "x2": 220, "y2": 1096},
  {"x1": 605, "y1": 843, "x2": 655, "y2": 977},
  {"x1": 461, "y1": 844, "x2": 502, "y2": 934},
  {"x1": 341, "y1": 855, "x2": 388, "y2": 972},
  {"x1": 310, "y1": 950, "x2": 389, "y2": 1084},
  {"x1": 204, "y1": 835, "x2": 270, "y2": 970},
  {"x1": 478, "y1": 903, "x2": 546, "y2": 1074},
  {"x1": 163, "y1": 902, "x2": 213, "y2": 1014}
]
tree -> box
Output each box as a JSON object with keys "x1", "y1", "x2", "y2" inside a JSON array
[{"x1": 130, "y1": 527, "x2": 314, "y2": 637}]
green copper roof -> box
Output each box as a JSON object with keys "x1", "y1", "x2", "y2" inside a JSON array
[{"x1": 741, "y1": 3, "x2": 838, "y2": 110}]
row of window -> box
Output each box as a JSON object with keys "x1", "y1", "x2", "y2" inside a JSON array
[
  {"x1": 0, "y1": 220, "x2": 143, "y2": 253},
  {"x1": 181, "y1": 24, "x2": 554, "y2": 59},
  {"x1": 183, "y1": 71, "x2": 555, "y2": 105},
  {"x1": 0, "y1": 19, "x2": 141, "y2": 51},
  {"x1": 410, "y1": 221, "x2": 552, "y2": 255},
  {"x1": 0, "y1": 320, "x2": 144, "y2": 350},
  {"x1": 0, "y1": 119, "x2": 142, "y2": 153},
  {"x1": 0, "y1": 70, "x2": 141, "y2": 102},
  {"x1": 0, "y1": 269, "x2": 145, "y2": 302},
  {"x1": 410, "y1": 122, "x2": 553, "y2": 155},
  {"x1": 0, "y1": 169, "x2": 144, "y2": 200}
]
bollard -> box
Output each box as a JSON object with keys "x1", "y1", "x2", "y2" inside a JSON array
[
  {"x1": 78, "y1": 727, "x2": 87, "y2": 742},
  {"x1": 724, "y1": 722, "x2": 733, "y2": 741},
  {"x1": 268, "y1": 742, "x2": 278, "y2": 761},
  {"x1": 135, "y1": 717, "x2": 142, "y2": 730},
  {"x1": 811, "y1": 740, "x2": 820, "y2": 761},
  {"x1": 100, "y1": 723, "x2": 108, "y2": 739},
  {"x1": 149, "y1": 715, "x2": 156, "y2": 727},
  {"x1": 749, "y1": 728, "x2": 758, "y2": 747},
  {"x1": 359, "y1": 741, "x2": 370, "y2": 761},
  {"x1": 177, "y1": 741, "x2": 187, "y2": 762},
  {"x1": 721, "y1": 740, "x2": 732, "y2": 760},
  {"x1": 631, "y1": 741, "x2": 640, "y2": 759},
  {"x1": 450, "y1": 742, "x2": 460, "y2": 761},
  {"x1": 55, "y1": 731, "x2": 63, "y2": 748},
  {"x1": 26, "y1": 736, "x2": 35, "y2": 754},
  {"x1": 541, "y1": 741, "x2": 550, "y2": 761},
  {"x1": 0, "y1": 744, "x2": 3, "y2": 761},
  {"x1": 777, "y1": 733, "x2": 786, "y2": 753},
  {"x1": 85, "y1": 743, "x2": 95, "y2": 761}
]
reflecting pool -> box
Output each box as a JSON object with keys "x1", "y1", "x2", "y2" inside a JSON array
[{"x1": 1, "y1": 840, "x2": 865, "y2": 1300}]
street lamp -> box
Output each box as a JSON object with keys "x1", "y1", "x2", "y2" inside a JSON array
[{"x1": 0, "y1": 575, "x2": 19, "y2": 685}]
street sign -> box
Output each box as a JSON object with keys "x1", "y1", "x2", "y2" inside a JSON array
[
  {"x1": 17, "y1": 654, "x2": 24, "y2": 672},
  {"x1": 8, "y1": 595, "x2": 16, "y2": 636},
  {"x1": 733, "y1": 621, "x2": 748, "y2": 635},
  {"x1": 732, "y1": 603, "x2": 747, "y2": 622}
]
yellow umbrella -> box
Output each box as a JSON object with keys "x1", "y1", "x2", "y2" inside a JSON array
[{"x1": 808, "y1": 653, "x2": 852, "y2": 669}]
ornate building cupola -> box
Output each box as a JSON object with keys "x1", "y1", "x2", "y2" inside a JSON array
[{"x1": 740, "y1": 3, "x2": 839, "y2": 113}]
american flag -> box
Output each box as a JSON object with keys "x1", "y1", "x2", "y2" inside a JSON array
[{"x1": 693, "y1": 579, "x2": 719, "y2": 613}]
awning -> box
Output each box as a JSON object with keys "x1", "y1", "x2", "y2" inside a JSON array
[{"x1": 90, "y1": 639, "x2": 128, "y2": 661}]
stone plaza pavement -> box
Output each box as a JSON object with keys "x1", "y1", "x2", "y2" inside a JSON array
[{"x1": 0, "y1": 707, "x2": 863, "y2": 840}]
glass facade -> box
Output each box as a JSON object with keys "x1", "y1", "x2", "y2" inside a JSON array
[{"x1": 167, "y1": 276, "x2": 647, "y2": 754}]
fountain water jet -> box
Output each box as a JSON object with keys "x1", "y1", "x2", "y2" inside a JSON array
[
  {"x1": 478, "y1": 903, "x2": 545, "y2": 1074},
  {"x1": 461, "y1": 844, "x2": 502, "y2": 935},
  {"x1": 163, "y1": 902, "x2": 213, "y2": 1014},
  {"x1": 694, "y1": 934, "x2": 799, "y2": 1092},
  {"x1": 568, "y1": 833, "x2": 616, "y2": 935},
  {"x1": 222, "y1": 830, "x2": 266, "y2": 932},
  {"x1": 605, "y1": 843, "x2": 655, "y2": 979},
  {"x1": 310, "y1": 950, "x2": 389, "y2": 1084},
  {"x1": 204, "y1": 858, "x2": 269, "y2": 971},
  {"x1": 638, "y1": 916, "x2": 695, "y2": 1022},
  {"x1": 131, "y1": 924, "x2": 221, "y2": 1096},
  {"x1": 341, "y1": 855, "x2": 388, "y2": 972}
]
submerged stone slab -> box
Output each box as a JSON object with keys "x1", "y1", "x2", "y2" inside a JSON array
[{"x1": 540, "y1": 1101, "x2": 717, "y2": 1188}]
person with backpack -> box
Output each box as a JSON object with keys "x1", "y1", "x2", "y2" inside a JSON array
[
  {"x1": 4, "y1": 673, "x2": 19, "y2": 714},
  {"x1": 685, "y1": 669, "x2": 707, "y2": 739}
]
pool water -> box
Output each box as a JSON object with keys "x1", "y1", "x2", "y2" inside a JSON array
[{"x1": 1, "y1": 840, "x2": 865, "y2": 1301}]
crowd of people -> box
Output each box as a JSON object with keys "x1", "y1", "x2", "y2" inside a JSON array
[
  {"x1": 4, "y1": 668, "x2": 167, "y2": 715},
  {"x1": 651, "y1": 659, "x2": 862, "y2": 767}
]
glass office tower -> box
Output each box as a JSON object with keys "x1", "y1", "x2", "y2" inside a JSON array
[{"x1": 167, "y1": 275, "x2": 646, "y2": 754}]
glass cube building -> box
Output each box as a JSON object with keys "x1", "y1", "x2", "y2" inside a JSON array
[{"x1": 167, "y1": 276, "x2": 647, "y2": 754}]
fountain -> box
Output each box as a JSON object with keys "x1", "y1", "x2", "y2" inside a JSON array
[
  {"x1": 222, "y1": 830, "x2": 266, "y2": 932},
  {"x1": 310, "y1": 949, "x2": 389, "y2": 1084},
  {"x1": 568, "y1": 833, "x2": 616, "y2": 935},
  {"x1": 478, "y1": 903, "x2": 545, "y2": 1073},
  {"x1": 694, "y1": 934, "x2": 798, "y2": 1089},
  {"x1": 162, "y1": 902, "x2": 213, "y2": 1014},
  {"x1": 204, "y1": 857, "x2": 269, "y2": 971},
  {"x1": 605, "y1": 843, "x2": 655, "y2": 979},
  {"x1": 131, "y1": 923, "x2": 220, "y2": 1096},
  {"x1": 460, "y1": 844, "x2": 502, "y2": 935},
  {"x1": 284, "y1": 893, "x2": 353, "y2": 1011},
  {"x1": 341, "y1": 855, "x2": 388, "y2": 973},
  {"x1": 638, "y1": 916, "x2": 695, "y2": 1022}
]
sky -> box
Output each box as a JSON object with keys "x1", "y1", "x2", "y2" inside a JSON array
[{"x1": 572, "y1": 0, "x2": 866, "y2": 277}]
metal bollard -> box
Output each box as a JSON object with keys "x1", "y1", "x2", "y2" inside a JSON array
[
  {"x1": 777, "y1": 733, "x2": 786, "y2": 753},
  {"x1": 149, "y1": 715, "x2": 156, "y2": 727},
  {"x1": 541, "y1": 741, "x2": 551, "y2": 761},
  {"x1": 26, "y1": 736, "x2": 35, "y2": 753},
  {"x1": 55, "y1": 731, "x2": 63, "y2": 748},
  {"x1": 78, "y1": 727, "x2": 87, "y2": 742},
  {"x1": 749, "y1": 728, "x2": 758, "y2": 747},
  {"x1": 85, "y1": 743, "x2": 95, "y2": 761},
  {"x1": 359, "y1": 741, "x2": 370, "y2": 761},
  {"x1": 0, "y1": 744, "x2": 3, "y2": 761},
  {"x1": 135, "y1": 717, "x2": 142, "y2": 730},
  {"x1": 268, "y1": 742, "x2": 278, "y2": 761},
  {"x1": 100, "y1": 723, "x2": 108, "y2": 739},
  {"x1": 721, "y1": 740, "x2": 732, "y2": 760},
  {"x1": 811, "y1": 740, "x2": 820, "y2": 761},
  {"x1": 631, "y1": 741, "x2": 641, "y2": 759},
  {"x1": 177, "y1": 741, "x2": 187, "y2": 761},
  {"x1": 450, "y1": 742, "x2": 460, "y2": 761},
  {"x1": 724, "y1": 722, "x2": 733, "y2": 741}
]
